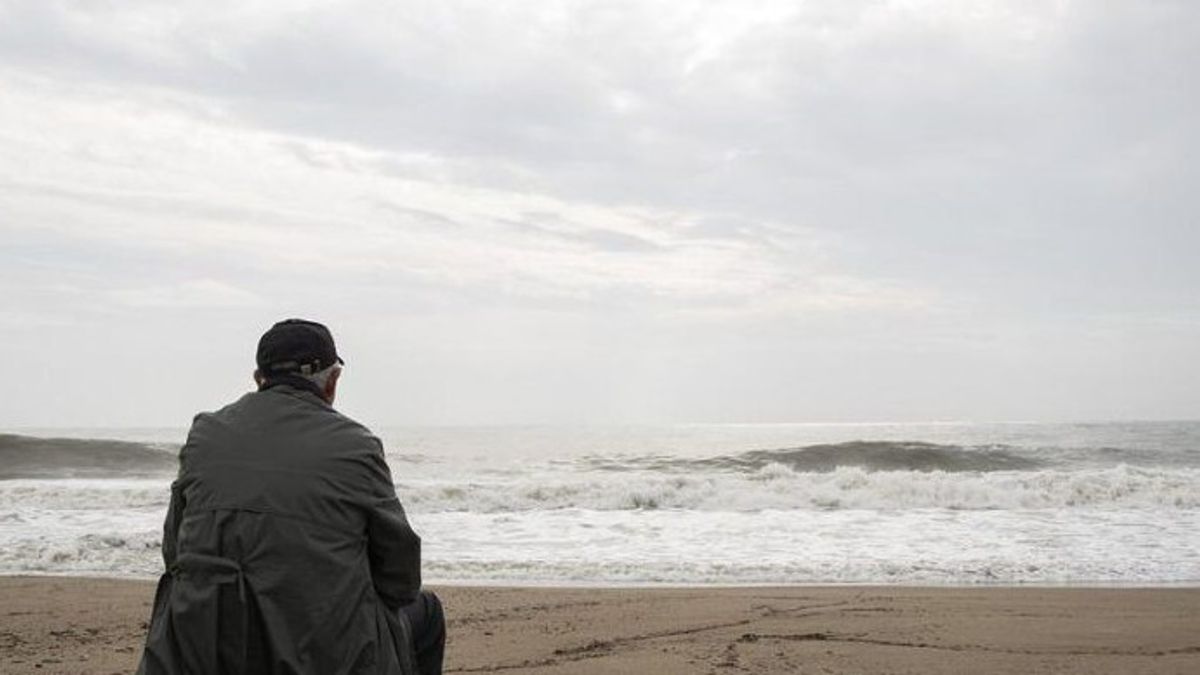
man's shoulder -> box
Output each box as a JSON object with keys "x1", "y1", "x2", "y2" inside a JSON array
[
  {"x1": 189, "y1": 389, "x2": 382, "y2": 452},
  {"x1": 187, "y1": 392, "x2": 252, "y2": 429}
]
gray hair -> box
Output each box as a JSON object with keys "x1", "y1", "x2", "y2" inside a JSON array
[{"x1": 301, "y1": 363, "x2": 341, "y2": 391}]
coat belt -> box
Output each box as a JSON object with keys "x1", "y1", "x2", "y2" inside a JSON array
[{"x1": 170, "y1": 553, "x2": 252, "y2": 672}]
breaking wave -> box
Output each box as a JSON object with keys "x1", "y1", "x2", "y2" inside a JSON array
[
  {"x1": 402, "y1": 464, "x2": 1200, "y2": 513},
  {"x1": 0, "y1": 434, "x2": 177, "y2": 480},
  {"x1": 584, "y1": 441, "x2": 1046, "y2": 474},
  {"x1": 3, "y1": 423, "x2": 1198, "y2": 584}
]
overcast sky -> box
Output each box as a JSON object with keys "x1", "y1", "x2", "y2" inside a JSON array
[{"x1": 2, "y1": 0, "x2": 1197, "y2": 427}]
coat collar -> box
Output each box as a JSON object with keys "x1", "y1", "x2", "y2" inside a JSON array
[{"x1": 258, "y1": 375, "x2": 331, "y2": 408}]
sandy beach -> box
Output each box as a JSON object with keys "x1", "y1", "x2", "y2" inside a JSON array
[{"x1": 0, "y1": 578, "x2": 1196, "y2": 674}]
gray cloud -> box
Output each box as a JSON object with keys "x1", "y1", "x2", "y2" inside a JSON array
[{"x1": 1, "y1": 0, "x2": 1197, "y2": 424}]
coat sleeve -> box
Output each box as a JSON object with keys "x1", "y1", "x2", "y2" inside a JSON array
[
  {"x1": 163, "y1": 422, "x2": 200, "y2": 570},
  {"x1": 362, "y1": 441, "x2": 422, "y2": 610},
  {"x1": 161, "y1": 480, "x2": 186, "y2": 570}
]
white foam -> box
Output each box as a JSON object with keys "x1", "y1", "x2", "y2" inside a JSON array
[
  {"x1": 10, "y1": 505, "x2": 1195, "y2": 585},
  {"x1": 0, "y1": 478, "x2": 170, "y2": 510},
  {"x1": 415, "y1": 508, "x2": 1200, "y2": 585},
  {"x1": 3, "y1": 425, "x2": 1199, "y2": 584},
  {"x1": 396, "y1": 465, "x2": 1200, "y2": 513}
]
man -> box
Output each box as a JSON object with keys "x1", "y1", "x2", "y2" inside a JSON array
[{"x1": 139, "y1": 319, "x2": 444, "y2": 675}]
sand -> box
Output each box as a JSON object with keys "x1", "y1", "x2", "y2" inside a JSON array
[{"x1": 0, "y1": 577, "x2": 1197, "y2": 674}]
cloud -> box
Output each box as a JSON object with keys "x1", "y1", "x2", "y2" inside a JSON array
[
  {"x1": 3, "y1": 2, "x2": 1194, "y2": 240},
  {"x1": 107, "y1": 279, "x2": 264, "y2": 308},
  {"x1": 0, "y1": 64, "x2": 930, "y2": 318},
  {"x1": 0, "y1": 0, "x2": 1196, "y2": 424}
]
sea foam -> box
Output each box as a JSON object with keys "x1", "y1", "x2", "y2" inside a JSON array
[
  {"x1": 3, "y1": 424, "x2": 1199, "y2": 584},
  {"x1": 400, "y1": 464, "x2": 1200, "y2": 513}
]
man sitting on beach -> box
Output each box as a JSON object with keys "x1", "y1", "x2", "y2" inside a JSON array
[{"x1": 138, "y1": 319, "x2": 444, "y2": 674}]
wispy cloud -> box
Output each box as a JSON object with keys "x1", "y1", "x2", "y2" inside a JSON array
[
  {"x1": 1, "y1": 1, "x2": 1196, "y2": 424},
  {"x1": 107, "y1": 279, "x2": 264, "y2": 309},
  {"x1": 0, "y1": 66, "x2": 929, "y2": 317}
]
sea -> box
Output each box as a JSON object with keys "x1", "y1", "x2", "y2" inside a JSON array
[{"x1": 1, "y1": 421, "x2": 1198, "y2": 586}]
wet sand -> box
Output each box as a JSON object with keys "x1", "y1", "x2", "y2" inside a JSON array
[{"x1": 1, "y1": 577, "x2": 1197, "y2": 674}]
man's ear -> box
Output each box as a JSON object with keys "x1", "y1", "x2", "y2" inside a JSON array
[
  {"x1": 253, "y1": 369, "x2": 265, "y2": 388},
  {"x1": 324, "y1": 367, "x2": 342, "y2": 404}
]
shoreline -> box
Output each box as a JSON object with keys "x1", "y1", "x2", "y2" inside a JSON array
[
  {"x1": 2, "y1": 576, "x2": 1197, "y2": 674},
  {"x1": 5, "y1": 571, "x2": 1200, "y2": 589}
]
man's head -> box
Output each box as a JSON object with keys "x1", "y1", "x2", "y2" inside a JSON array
[{"x1": 254, "y1": 319, "x2": 345, "y2": 403}]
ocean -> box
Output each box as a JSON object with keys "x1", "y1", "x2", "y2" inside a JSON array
[{"x1": 2, "y1": 422, "x2": 1198, "y2": 586}]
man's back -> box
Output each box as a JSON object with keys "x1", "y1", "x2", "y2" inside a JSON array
[{"x1": 139, "y1": 383, "x2": 422, "y2": 674}]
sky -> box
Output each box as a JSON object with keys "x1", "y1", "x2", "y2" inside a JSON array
[{"x1": 1, "y1": 0, "x2": 1197, "y2": 427}]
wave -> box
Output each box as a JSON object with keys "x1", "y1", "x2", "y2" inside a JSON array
[
  {"x1": 0, "y1": 529, "x2": 164, "y2": 578},
  {"x1": 585, "y1": 440, "x2": 1047, "y2": 474},
  {"x1": 0, "y1": 479, "x2": 170, "y2": 510},
  {"x1": 401, "y1": 464, "x2": 1200, "y2": 513},
  {"x1": 0, "y1": 434, "x2": 177, "y2": 480},
  {"x1": 7, "y1": 463, "x2": 1194, "y2": 514}
]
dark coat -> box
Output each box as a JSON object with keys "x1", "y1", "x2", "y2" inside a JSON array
[{"x1": 138, "y1": 384, "x2": 421, "y2": 674}]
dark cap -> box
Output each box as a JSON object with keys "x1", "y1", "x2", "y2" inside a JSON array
[{"x1": 256, "y1": 319, "x2": 345, "y2": 376}]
